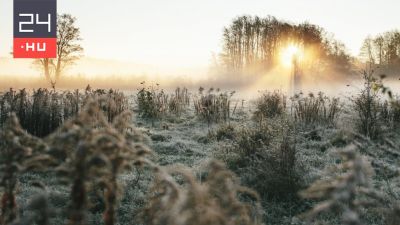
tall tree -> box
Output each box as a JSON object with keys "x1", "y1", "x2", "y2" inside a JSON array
[
  {"x1": 374, "y1": 35, "x2": 385, "y2": 65},
  {"x1": 359, "y1": 30, "x2": 400, "y2": 69},
  {"x1": 35, "y1": 14, "x2": 83, "y2": 89},
  {"x1": 220, "y1": 15, "x2": 352, "y2": 75}
]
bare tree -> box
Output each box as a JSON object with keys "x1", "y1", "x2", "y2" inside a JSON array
[
  {"x1": 360, "y1": 36, "x2": 376, "y2": 66},
  {"x1": 360, "y1": 30, "x2": 400, "y2": 69},
  {"x1": 35, "y1": 14, "x2": 83, "y2": 89},
  {"x1": 374, "y1": 35, "x2": 385, "y2": 65},
  {"x1": 220, "y1": 15, "x2": 352, "y2": 74}
]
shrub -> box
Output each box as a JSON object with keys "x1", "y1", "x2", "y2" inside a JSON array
[
  {"x1": 136, "y1": 86, "x2": 165, "y2": 119},
  {"x1": 193, "y1": 87, "x2": 234, "y2": 125},
  {"x1": 136, "y1": 85, "x2": 189, "y2": 120},
  {"x1": 352, "y1": 70, "x2": 385, "y2": 139},
  {"x1": 215, "y1": 119, "x2": 303, "y2": 200},
  {"x1": 215, "y1": 123, "x2": 271, "y2": 167},
  {"x1": 253, "y1": 91, "x2": 286, "y2": 122},
  {"x1": 241, "y1": 135, "x2": 301, "y2": 200},
  {"x1": 291, "y1": 92, "x2": 341, "y2": 126},
  {"x1": 213, "y1": 123, "x2": 236, "y2": 141}
]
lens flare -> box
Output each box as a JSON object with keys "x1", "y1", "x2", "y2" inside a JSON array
[{"x1": 280, "y1": 44, "x2": 303, "y2": 67}]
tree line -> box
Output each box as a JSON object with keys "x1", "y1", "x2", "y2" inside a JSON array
[
  {"x1": 34, "y1": 14, "x2": 400, "y2": 87},
  {"x1": 219, "y1": 15, "x2": 352, "y2": 75},
  {"x1": 360, "y1": 30, "x2": 400, "y2": 71},
  {"x1": 34, "y1": 14, "x2": 83, "y2": 89}
]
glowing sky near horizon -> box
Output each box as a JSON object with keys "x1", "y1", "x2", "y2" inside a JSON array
[{"x1": 0, "y1": 0, "x2": 399, "y2": 69}]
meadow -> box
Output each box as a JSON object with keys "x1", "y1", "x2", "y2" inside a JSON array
[{"x1": 0, "y1": 71, "x2": 399, "y2": 225}]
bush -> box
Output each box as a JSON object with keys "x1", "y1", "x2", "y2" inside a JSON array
[
  {"x1": 215, "y1": 119, "x2": 303, "y2": 200},
  {"x1": 291, "y1": 92, "x2": 341, "y2": 126},
  {"x1": 234, "y1": 125, "x2": 271, "y2": 159},
  {"x1": 213, "y1": 123, "x2": 236, "y2": 141},
  {"x1": 253, "y1": 91, "x2": 286, "y2": 121},
  {"x1": 352, "y1": 70, "x2": 386, "y2": 139},
  {"x1": 193, "y1": 87, "x2": 234, "y2": 125},
  {"x1": 136, "y1": 85, "x2": 189, "y2": 120},
  {"x1": 241, "y1": 136, "x2": 301, "y2": 200}
]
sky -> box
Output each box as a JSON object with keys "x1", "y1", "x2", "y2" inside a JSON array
[{"x1": 1, "y1": 0, "x2": 400, "y2": 70}]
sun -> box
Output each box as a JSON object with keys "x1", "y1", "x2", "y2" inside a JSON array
[{"x1": 280, "y1": 44, "x2": 303, "y2": 67}]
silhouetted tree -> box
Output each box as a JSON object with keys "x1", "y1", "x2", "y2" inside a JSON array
[
  {"x1": 360, "y1": 30, "x2": 400, "y2": 70},
  {"x1": 35, "y1": 14, "x2": 83, "y2": 89},
  {"x1": 220, "y1": 15, "x2": 352, "y2": 75}
]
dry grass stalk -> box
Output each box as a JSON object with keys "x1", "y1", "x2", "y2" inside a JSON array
[
  {"x1": 47, "y1": 98, "x2": 152, "y2": 225},
  {"x1": 193, "y1": 87, "x2": 234, "y2": 125},
  {"x1": 168, "y1": 87, "x2": 190, "y2": 116},
  {"x1": 300, "y1": 145, "x2": 384, "y2": 225},
  {"x1": 291, "y1": 92, "x2": 341, "y2": 126},
  {"x1": 136, "y1": 84, "x2": 190, "y2": 120},
  {"x1": 0, "y1": 114, "x2": 53, "y2": 225},
  {"x1": 141, "y1": 161, "x2": 263, "y2": 225},
  {"x1": 0, "y1": 87, "x2": 129, "y2": 137}
]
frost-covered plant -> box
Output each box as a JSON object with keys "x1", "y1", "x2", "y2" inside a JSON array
[
  {"x1": 0, "y1": 87, "x2": 129, "y2": 137},
  {"x1": 47, "y1": 101, "x2": 110, "y2": 225},
  {"x1": 291, "y1": 92, "x2": 341, "y2": 126},
  {"x1": 89, "y1": 88, "x2": 130, "y2": 123},
  {"x1": 253, "y1": 90, "x2": 286, "y2": 122},
  {"x1": 136, "y1": 84, "x2": 190, "y2": 120},
  {"x1": 215, "y1": 119, "x2": 302, "y2": 200},
  {"x1": 0, "y1": 88, "x2": 31, "y2": 130},
  {"x1": 213, "y1": 123, "x2": 236, "y2": 141},
  {"x1": 386, "y1": 203, "x2": 400, "y2": 225},
  {"x1": 99, "y1": 111, "x2": 152, "y2": 225},
  {"x1": 352, "y1": 70, "x2": 386, "y2": 139},
  {"x1": 300, "y1": 145, "x2": 384, "y2": 225},
  {"x1": 0, "y1": 114, "x2": 53, "y2": 225},
  {"x1": 47, "y1": 99, "x2": 152, "y2": 225},
  {"x1": 136, "y1": 84, "x2": 168, "y2": 120},
  {"x1": 168, "y1": 87, "x2": 190, "y2": 115},
  {"x1": 141, "y1": 161, "x2": 263, "y2": 225},
  {"x1": 381, "y1": 98, "x2": 400, "y2": 129},
  {"x1": 11, "y1": 193, "x2": 55, "y2": 225},
  {"x1": 193, "y1": 87, "x2": 234, "y2": 125},
  {"x1": 391, "y1": 98, "x2": 400, "y2": 127}
]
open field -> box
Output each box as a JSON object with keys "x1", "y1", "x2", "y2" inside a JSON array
[
  {"x1": 1, "y1": 3, "x2": 400, "y2": 225},
  {"x1": 1, "y1": 81, "x2": 399, "y2": 225}
]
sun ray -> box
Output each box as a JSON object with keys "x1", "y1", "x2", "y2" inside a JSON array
[{"x1": 280, "y1": 44, "x2": 303, "y2": 67}]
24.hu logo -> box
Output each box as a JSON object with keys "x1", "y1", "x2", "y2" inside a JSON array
[{"x1": 13, "y1": 0, "x2": 57, "y2": 58}]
